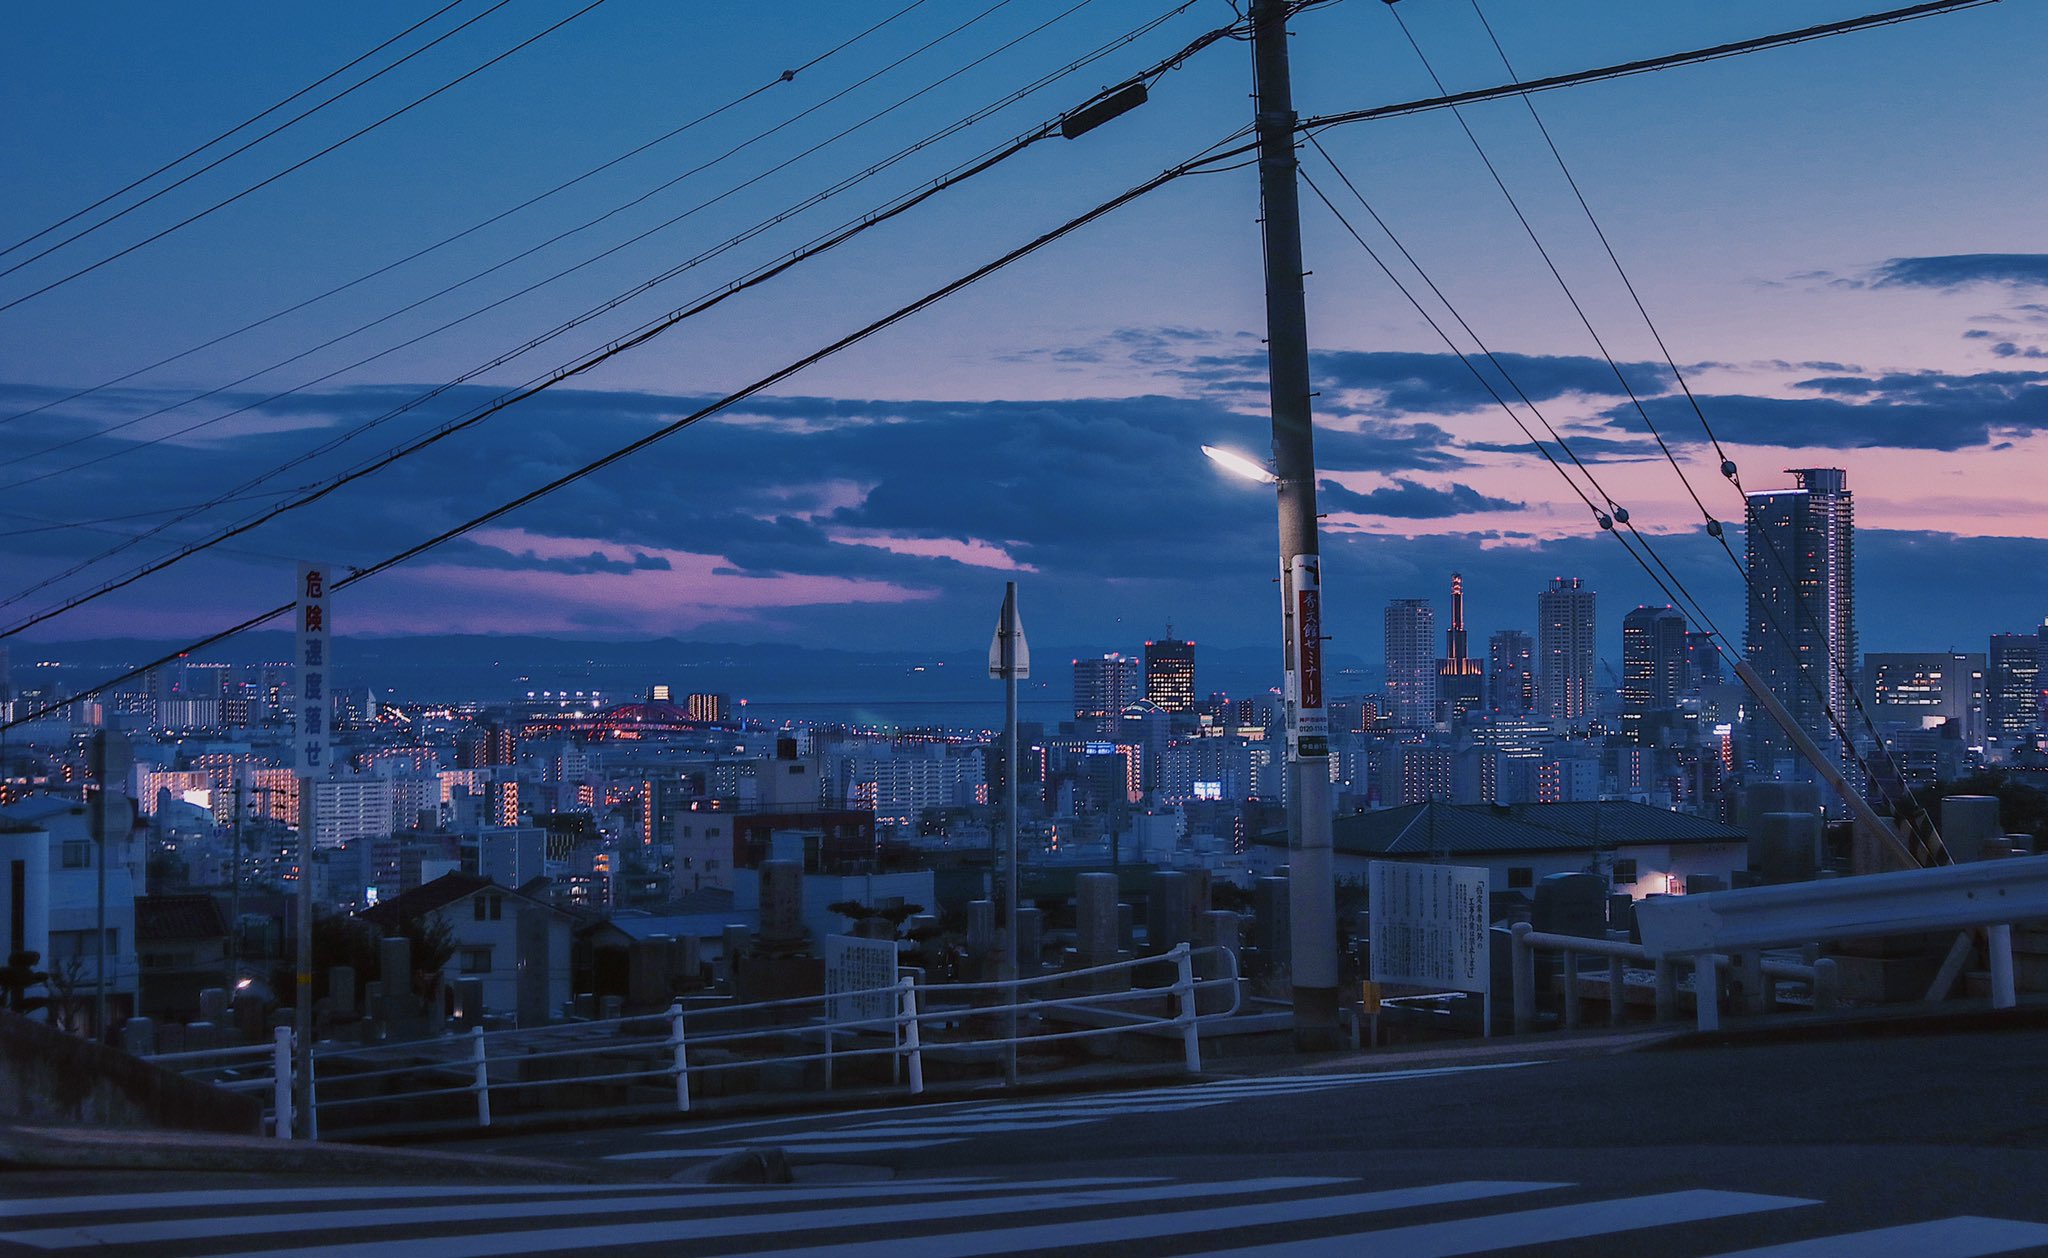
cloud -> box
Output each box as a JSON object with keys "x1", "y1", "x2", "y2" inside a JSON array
[
  {"x1": 1318, "y1": 478, "x2": 1522, "y2": 519},
  {"x1": 1872, "y1": 254, "x2": 2048, "y2": 290},
  {"x1": 1593, "y1": 368, "x2": 2048, "y2": 451}
]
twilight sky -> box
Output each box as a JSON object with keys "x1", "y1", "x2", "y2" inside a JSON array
[{"x1": 2, "y1": 0, "x2": 2045, "y2": 674}]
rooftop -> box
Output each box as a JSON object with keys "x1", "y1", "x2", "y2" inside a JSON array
[{"x1": 1254, "y1": 800, "x2": 1747, "y2": 857}]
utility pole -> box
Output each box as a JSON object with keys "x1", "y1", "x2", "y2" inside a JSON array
[
  {"x1": 1251, "y1": 0, "x2": 1340, "y2": 1050},
  {"x1": 228, "y1": 777, "x2": 244, "y2": 990}
]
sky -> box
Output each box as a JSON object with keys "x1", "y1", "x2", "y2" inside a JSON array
[{"x1": 2, "y1": 0, "x2": 2045, "y2": 679}]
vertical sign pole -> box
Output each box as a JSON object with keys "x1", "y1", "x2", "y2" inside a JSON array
[
  {"x1": 294, "y1": 562, "x2": 331, "y2": 1137},
  {"x1": 988, "y1": 584, "x2": 1028, "y2": 1085}
]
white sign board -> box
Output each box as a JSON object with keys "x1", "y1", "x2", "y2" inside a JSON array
[
  {"x1": 1368, "y1": 860, "x2": 1490, "y2": 994},
  {"x1": 824, "y1": 934, "x2": 899, "y2": 1028}
]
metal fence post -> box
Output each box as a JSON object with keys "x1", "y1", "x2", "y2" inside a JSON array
[
  {"x1": 1812, "y1": 957, "x2": 1839, "y2": 1013},
  {"x1": 1694, "y1": 954, "x2": 1720, "y2": 1032},
  {"x1": 471, "y1": 1026, "x2": 491, "y2": 1128},
  {"x1": 899, "y1": 976, "x2": 924, "y2": 1096},
  {"x1": 1653, "y1": 959, "x2": 1677, "y2": 1023},
  {"x1": 1511, "y1": 923, "x2": 1534, "y2": 1034},
  {"x1": 1989, "y1": 924, "x2": 2017, "y2": 1010},
  {"x1": 1173, "y1": 943, "x2": 1201, "y2": 1075},
  {"x1": 670, "y1": 1001, "x2": 690, "y2": 1113},
  {"x1": 1561, "y1": 950, "x2": 1580, "y2": 1031},
  {"x1": 272, "y1": 1025, "x2": 293, "y2": 1140}
]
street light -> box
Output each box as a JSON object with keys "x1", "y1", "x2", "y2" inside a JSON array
[{"x1": 1201, "y1": 445, "x2": 1279, "y2": 485}]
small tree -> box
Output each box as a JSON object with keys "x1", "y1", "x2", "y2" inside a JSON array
[{"x1": 0, "y1": 950, "x2": 49, "y2": 1020}]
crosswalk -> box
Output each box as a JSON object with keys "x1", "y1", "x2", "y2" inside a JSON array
[
  {"x1": 5, "y1": 1173, "x2": 2046, "y2": 1257},
  {"x1": 604, "y1": 1063, "x2": 1539, "y2": 1164}
]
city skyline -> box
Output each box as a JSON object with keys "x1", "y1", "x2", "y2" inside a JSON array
[{"x1": 1, "y1": 2, "x2": 2046, "y2": 669}]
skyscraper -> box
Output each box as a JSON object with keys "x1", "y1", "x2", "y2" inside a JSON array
[
  {"x1": 1384, "y1": 598, "x2": 1438, "y2": 727},
  {"x1": 1621, "y1": 605, "x2": 1688, "y2": 742},
  {"x1": 1143, "y1": 633, "x2": 1196, "y2": 714},
  {"x1": 1988, "y1": 632, "x2": 2040, "y2": 750},
  {"x1": 1488, "y1": 629, "x2": 1534, "y2": 716},
  {"x1": 1073, "y1": 654, "x2": 1138, "y2": 739},
  {"x1": 1536, "y1": 577, "x2": 1596, "y2": 722},
  {"x1": 1744, "y1": 467, "x2": 1856, "y2": 776},
  {"x1": 1437, "y1": 574, "x2": 1485, "y2": 724}
]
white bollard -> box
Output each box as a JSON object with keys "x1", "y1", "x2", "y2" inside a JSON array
[
  {"x1": 670, "y1": 1002, "x2": 690, "y2": 1113},
  {"x1": 471, "y1": 1026, "x2": 491, "y2": 1128},
  {"x1": 1174, "y1": 943, "x2": 1202, "y2": 1074},
  {"x1": 272, "y1": 1025, "x2": 294, "y2": 1140},
  {"x1": 899, "y1": 977, "x2": 924, "y2": 1096}
]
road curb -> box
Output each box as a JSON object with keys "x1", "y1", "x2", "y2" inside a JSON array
[{"x1": 0, "y1": 1123, "x2": 600, "y2": 1181}]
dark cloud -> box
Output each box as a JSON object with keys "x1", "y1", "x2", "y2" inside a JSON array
[
  {"x1": 1873, "y1": 254, "x2": 2048, "y2": 289},
  {"x1": 1173, "y1": 349, "x2": 1673, "y2": 417},
  {"x1": 1597, "y1": 368, "x2": 2048, "y2": 451},
  {"x1": 1317, "y1": 478, "x2": 1521, "y2": 519}
]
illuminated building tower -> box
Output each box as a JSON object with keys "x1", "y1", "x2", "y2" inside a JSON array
[
  {"x1": 1537, "y1": 577, "x2": 1597, "y2": 722},
  {"x1": 1143, "y1": 633, "x2": 1196, "y2": 714},
  {"x1": 1383, "y1": 598, "x2": 1438, "y2": 727},
  {"x1": 1436, "y1": 574, "x2": 1485, "y2": 724},
  {"x1": 1488, "y1": 629, "x2": 1534, "y2": 716},
  {"x1": 1744, "y1": 468, "x2": 1856, "y2": 776},
  {"x1": 1989, "y1": 633, "x2": 2041, "y2": 751},
  {"x1": 1621, "y1": 605, "x2": 1688, "y2": 742},
  {"x1": 1073, "y1": 654, "x2": 1139, "y2": 740},
  {"x1": 686, "y1": 692, "x2": 730, "y2": 723},
  {"x1": 1684, "y1": 631, "x2": 1723, "y2": 695}
]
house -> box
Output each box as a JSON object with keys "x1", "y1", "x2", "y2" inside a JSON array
[
  {"x1": 1250, "y1": 800, "x2": 1749, "y2": 899},
  {"x1": 134, "y1": 893, "x2": 229, "y2": 1019},
  {"x1": 0, "y1": 794, "x2": 140, "y2": 1031},
  {"x1": 358, "y1": 871, "x2": 572, "y2": 1025}
]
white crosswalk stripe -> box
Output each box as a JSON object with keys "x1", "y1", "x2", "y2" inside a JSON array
[
  {"x1": 3, "y1": 1174, "x2": 2044, "y2": 1257},
  {"x1": 4, "y1": 1171, "x2": 2048, "y2": 1258},
  {"x1": 618, "y1": 1061, "x2": 1538, "y2": 1163}
]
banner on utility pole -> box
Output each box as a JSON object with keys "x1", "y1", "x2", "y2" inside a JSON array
[
  {"x1": 295, "y1": 563, "x2": 331, "y2": 775},
  {"x1": 1288, "y1": 554, "x2": 1328, "y2": 760}
]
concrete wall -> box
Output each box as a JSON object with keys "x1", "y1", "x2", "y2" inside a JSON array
[{"x1": 0, "y1": 1009, "x2": 260, "y2": 1133}]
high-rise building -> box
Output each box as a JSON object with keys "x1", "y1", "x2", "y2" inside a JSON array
[
  {"x1": 1621, "y1": 605, "x2": 1688, "y2": 741},
  {"x1": 1488, "y1": 629, "x2": 1534, "y2": 716},
  {"x1": 686, "y1": 692, "x2": 730, "y2": 723},
  {"x1": 1684, "y1": 631, "x2": 1723, "y2": 695},
  {"x1": 1383, "y1": 598, "x2": 1438, "y2": 727},
  {"x1": 1073, "y1": 654, "x2": 1139, "y2": 739},
  {"x1": 1744, "y1": 468, "x2": 1856, "y2": 776},
  {"x1": 1143, "y1": 634, "x2": 1195, "y2": 714},
  {"x1": 1866, "y1": 652, "x2": 1986, "y2": 747},
  {"x1": 1988, "y1": 633, "x2": 2041, "y2": 750},
  {"x1": 1437, "y1": 574, "x2": 1485, "y2": 724},
  {"x1": 1536, "y1": 577, "x2": 1596, "y2": 722}
]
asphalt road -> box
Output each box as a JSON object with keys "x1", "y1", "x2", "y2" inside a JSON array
[{"x1": 7, "y1": 1024, "x2": 2048, "y2": 1255}]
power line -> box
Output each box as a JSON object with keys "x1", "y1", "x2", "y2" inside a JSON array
[
  {"x1": 0, "y1": 1, "x2": 1215, "y2": 615},
  {"x1": 0, "y1": 36, "x2": 1248, "y2": 640},
  {"x1": 1301, "y1": 0, "x2": 2001, "y2": 133},
  {"x1": 0, "y1": 0, "x2": 1082, "y2": 484},
  {"x1": 0, "y1": 0, "x2": 940, "y2": 432},
  {"x1": 0, "y1": 0, "x2": 611, "y2": 315},
  {"x1": 1456, "y1": 0, "x2": 1938, "y2": 845},
  {"x1": 0, "y1": 1, "x2": 468, "y2": 263},
  {"x1": 2, "y1": 138, "x2": 1241, "y2": 730}
]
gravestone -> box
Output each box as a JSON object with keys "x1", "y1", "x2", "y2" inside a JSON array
[
  {"x1": 328, "y1": 965, "x2": 356, "y2": 1019},
  {"x1": 756, "y1": 860, "x2": 806, "y2": 956},
  {"x1": 1533, "y1": 872, "x2": 1606, "y2": 939},
  {"x1": 1075, "y1": 872, "x2": 1120, "y2": 966},
  {"x1": 1943, "y1": 795, "x2": 2003, "y2": 864},
  {"x1": 1014, "y1": 906, "x2": 1043, "y2": 973},
  {"x1": 1148, "y1": 871, "x2": 1193, "y2": 952},
  {"x1": 1758, "y1": 811, "x2": 1822, "y2": 883}
]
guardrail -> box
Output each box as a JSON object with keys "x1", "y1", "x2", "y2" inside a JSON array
[
  {"x1": 153, "y1": 942, "x2": 1239, "y2": 1138},
  {"x1": 1636, "y1": 854, "x2": 2048, "y2": 1029},
  {"x1": 1509, "y1": 923, "x2": 1839, "y2": 1036}
]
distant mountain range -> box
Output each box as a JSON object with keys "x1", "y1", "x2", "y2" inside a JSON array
[{"x1": 15, "y1": 634, "x2": 1378, "y2": 712}]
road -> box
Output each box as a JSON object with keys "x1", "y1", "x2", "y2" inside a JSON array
[{"x1": 6, "y1": 1023, "x2": 2048, "y2": 1255}]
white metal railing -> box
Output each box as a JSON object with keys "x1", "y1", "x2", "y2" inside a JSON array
[
  {"x1": 145, "y1": 1026, "x2": 295, "y2": 1138},
  {"x1": 1509, "y1": 923, "x2": 1840, "y2": 1035},
  {"x1": 153, "y1": 943, "x2": 1240, "y2": 1139}
]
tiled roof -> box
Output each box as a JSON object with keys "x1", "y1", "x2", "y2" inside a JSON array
[
  {"x1": 136, "y1": 894, "x2": 228, "y2": 942},
  {"x1": 1255, "y1": 800, "x2": 1746, "y2": 856}
]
